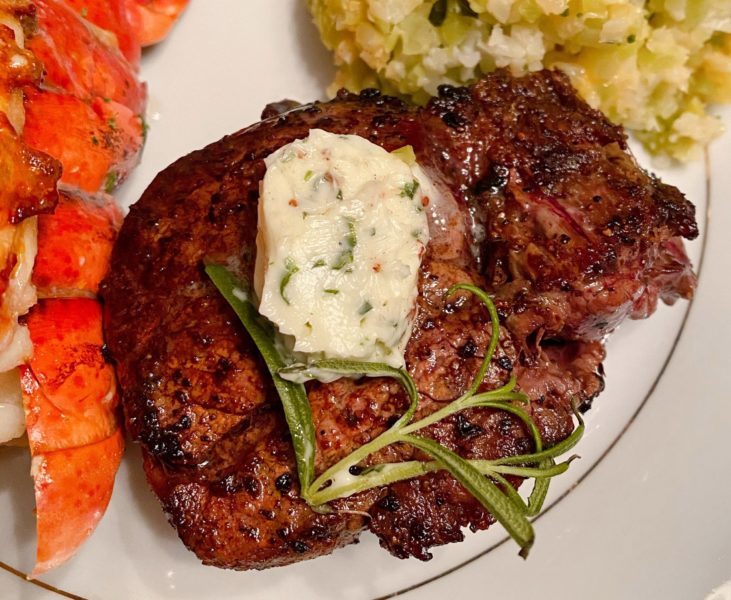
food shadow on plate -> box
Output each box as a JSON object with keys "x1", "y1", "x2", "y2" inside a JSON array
[
  {"x1": 122, "y1": 442, "x2": 179, "y2": 543},
  {"x1": 291, "y1": 0, "x2": 335, "y2": 99},
  {"x1": 119, "y1": 442, "x2": 419, "y2": 599},
  {"x1": 0, "y1": 446, "x2": 36, "y2": 571},
  {"x1": 120, "y1": 443, "x2": 321, "y2": 599},
  {"x1": 118, "y1": 442, "x2": 227, "y2": 597}
]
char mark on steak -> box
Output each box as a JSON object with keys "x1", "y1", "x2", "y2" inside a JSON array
[
  {"x1": 422, "y1": 70, "x2": 697, "y2": 343},
  {"x1": 101, "y1": 70, "x2": 697, "y2": 569}
]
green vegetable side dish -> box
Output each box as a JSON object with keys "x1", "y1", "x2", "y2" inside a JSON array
[
  {"x1": 206, "y1": 264, "x2": 583, "y2": 557},
  {"x1": 306, "y1": 0, "x2": 731, "y2": 162}
]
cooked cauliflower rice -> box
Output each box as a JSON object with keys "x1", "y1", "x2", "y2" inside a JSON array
[{"x1": 307, "y1": 0, "x2": 731, "y2": 161}]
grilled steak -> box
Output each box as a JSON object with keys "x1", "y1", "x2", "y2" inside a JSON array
[{"x1": 101, "y1": 70, "x2": 697, "y2": 569}]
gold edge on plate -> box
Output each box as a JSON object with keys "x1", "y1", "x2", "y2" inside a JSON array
[
  {"x1": 0, "y1": 560, "x2": 87, "y2": 600},
  {"x1": 377, "y1": 149, "x2": 714, "y2": 600},
  {"x1": 1, "y1": 152, "x2": 714, "y2": 600}
]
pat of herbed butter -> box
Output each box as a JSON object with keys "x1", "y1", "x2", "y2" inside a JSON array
[{"x1": 254, "y1": 129, "x2": 434, "y2": 368}]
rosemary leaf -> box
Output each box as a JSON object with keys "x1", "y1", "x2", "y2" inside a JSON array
[
  {"x1": 525, "y1": 455, "x2": 581, "y2": 517},
  {"x1": 492, "y1": 412, "x2": 585, "y2": 466},
  {"x1": 403, "y1": 434, "x2": 535, "y2": 557},
  {"x1": 490, "y1": 471, "x2": 529, "y2": 515},
  {"x1": 526, "y1": 459, "x2": 554, "y2": 516},
  {"x1": 205, "y1": 264, "x2": 316, "y2": 491}
]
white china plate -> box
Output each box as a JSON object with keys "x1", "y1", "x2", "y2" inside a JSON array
[{"x1": 2, "y1": 1, "x2": 729, "y2": 598}]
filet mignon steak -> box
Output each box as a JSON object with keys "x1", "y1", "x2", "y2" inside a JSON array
[{"x1": 101, "y1": 70, "x2": 697, "y2": 569}]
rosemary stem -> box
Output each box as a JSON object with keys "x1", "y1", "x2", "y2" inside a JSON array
[
  {"x1": 208, "y1": 265, "x2": 584, "y2": 557},
  {"x1": 476, "y1": 461, "x2": 570, "y2": 478},
  {"x1": 306, "y1": 427, "x2": 402, "y2": 499},
  {"x1": 448, "y1": 284, "x2": 502, "y2": 398},
  {"x1": 398, "y1": 383, "x2": 519, "y2": 436},
  {"x1": 308, "y1": 460, "x2": 437, "y2": 505},
  {"x1": 491, "y1": 415, "x2": 584, "y2": 466},
  {"x1": 399, "y1": 392, "x2": 471, "y2": 435},
  {"x1": 308, "y1": 455, "x2": 572, "y2": 505}
]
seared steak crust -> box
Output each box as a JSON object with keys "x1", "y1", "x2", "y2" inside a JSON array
[
  {"x1": 422, "y1": 71, "x2": 697, "y2": 342},
  {"x1": 102, "y1": 70, "x2": 696, "y2": 568}
]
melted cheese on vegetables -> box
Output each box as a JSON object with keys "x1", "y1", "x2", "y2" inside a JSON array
[{"x1": 255, "y1": 129, "x2": 434, "y2": 368}]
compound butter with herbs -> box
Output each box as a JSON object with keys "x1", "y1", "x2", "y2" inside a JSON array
[{"x1": 254, "y1": 129, "x2": 433, "y2": 368}]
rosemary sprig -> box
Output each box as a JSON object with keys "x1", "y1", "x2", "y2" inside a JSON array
[{"x1": 206, "y1": 266, "x2": 583, "y2": 558}]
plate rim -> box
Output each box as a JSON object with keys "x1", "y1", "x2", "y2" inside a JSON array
[
  {"x1": 0, "y1": 150, "x2": 712, "y2": 600},
  {"x1": 375, "y1": 150, "x2": 713, "y2": 600}
]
